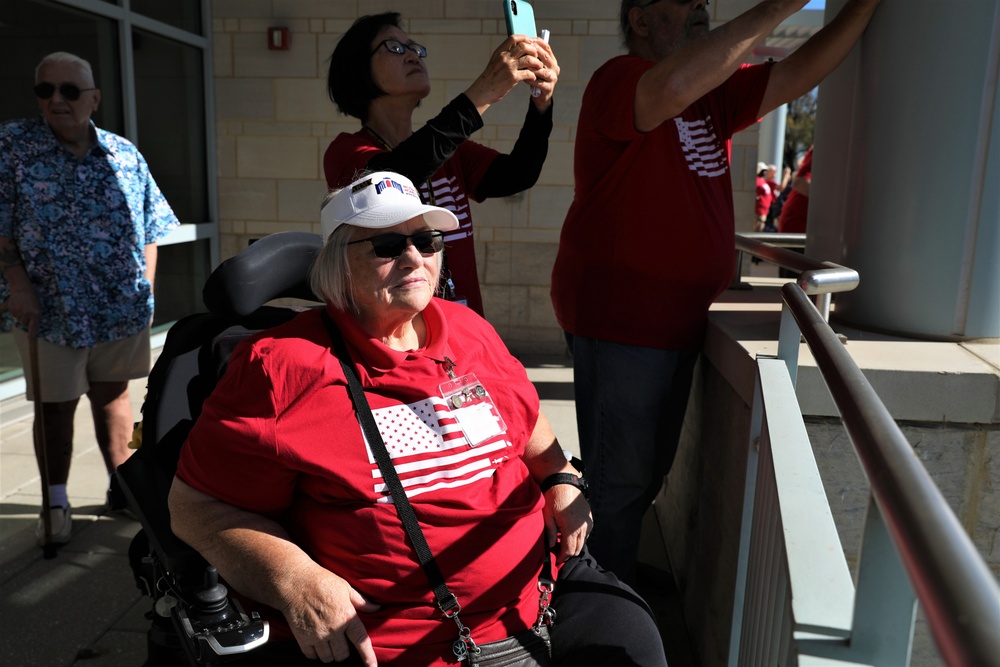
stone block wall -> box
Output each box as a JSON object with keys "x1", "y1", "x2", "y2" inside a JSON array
[{"x1": 210, "y1": 0, "x2": 762, "y2": 354}]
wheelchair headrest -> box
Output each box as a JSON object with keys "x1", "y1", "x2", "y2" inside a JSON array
[{"x1": 202, "y1": 232, "x2": 324, "y2": 317}]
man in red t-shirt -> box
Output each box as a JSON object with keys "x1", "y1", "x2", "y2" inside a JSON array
[
  {"x1": 549, "y1": 0, "x2": 882, "y2": 583},
  {"x1": 779, "y1": 145, "x2": 813, "y2": 233},
  {"x1": 755, "y1": 161, "x2": 774, "y2": 231}
]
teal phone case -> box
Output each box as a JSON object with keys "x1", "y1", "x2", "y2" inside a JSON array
[{"x1": 503, "y1": 0, "x2": 537, "y2": 38}]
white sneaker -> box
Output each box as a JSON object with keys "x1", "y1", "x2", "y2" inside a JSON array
[{"x1": 36, "y1": 505, "x2": 72, "y2": 546}]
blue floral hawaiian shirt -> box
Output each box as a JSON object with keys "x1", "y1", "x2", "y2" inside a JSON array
[{"x1": 0, "y1": 117, "x2": 179, "y2": 348}]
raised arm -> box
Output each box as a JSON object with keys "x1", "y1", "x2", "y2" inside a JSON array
[
  {"x1": 759, "y1": 0, "x2": 882, "y2": 116},
  {"x1": 633, "y1": 0, "x2": 808, "y2": 132},
  {"x1": 168, "y1": 478, "x2": 379, "y2": 666},
  {"x1": 365, "y1": 94, "x2": 485, "y2": 182},
  {"x1": 474, "y1": 100, "x2": 553, "y2": 200}
]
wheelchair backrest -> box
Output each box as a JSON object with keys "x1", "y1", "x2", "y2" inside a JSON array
[{"x1": 115, "y1": 231, "x2": 323, "y2": 578}]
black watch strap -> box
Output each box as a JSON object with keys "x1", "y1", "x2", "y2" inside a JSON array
[{"x1": 540, "y1": 472, "x2": 589, "y2": 499}]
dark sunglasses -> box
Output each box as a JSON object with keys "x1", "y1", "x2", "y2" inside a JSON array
[
  {"x1": 348, "y1": 230, "x2": 444, "y2": 259},
  {"x1": 34, "y1": 82, "x2": 96, "y2": 101},
  {"x1": 371, "y1": 39, "x2": 428, "y2": 59}
]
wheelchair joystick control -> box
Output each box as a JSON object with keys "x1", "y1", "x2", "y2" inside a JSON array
[
  {"x1": 194, "y1": 566, "x2": 230, "y2": 617},
  {"x1": 172, "y1": 565, "x2": 270, "y2": 663}
]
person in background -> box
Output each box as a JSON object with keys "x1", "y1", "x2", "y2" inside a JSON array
[
  {"x1": 754, "y1": 161, "x2": 774, "y2": 231},
  {"x1": 0, "y1": 51, "x2": 179, "y2": 546},
  {"x1": 778, "y1": 144, "x2": 813, "y2": 233},
  {"x1": 323, "y1": 12, "x2": 559, "y2": 317},
  {"x1": 169, "y1": 171, "x2": 665, "y2": 667},
  {"x1": 550, "y1": 0, "x2": 882, "y2": 584},
  {"x1": 764, "y1": 162, "x2": 793, "y2": 230}
]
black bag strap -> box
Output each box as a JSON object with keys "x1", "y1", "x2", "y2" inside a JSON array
[
  {"x1": 321, "y1": 310, "x2": 459, "y2": 614},
  {"x1": 320, "y1": 310, "x2": 556, "y2": 652}
]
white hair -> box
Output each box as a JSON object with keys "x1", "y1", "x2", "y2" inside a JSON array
[
  {"x1": 36, "y1": 52, "x2": 95, "y2": 86},
  {"x1": 310, "y1": 219, "x2": 358, "y2": 313}
]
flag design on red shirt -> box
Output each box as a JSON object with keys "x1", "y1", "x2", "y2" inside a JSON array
[{"x1": 365, "y1": 395, "x2": 511, "y2": 502}]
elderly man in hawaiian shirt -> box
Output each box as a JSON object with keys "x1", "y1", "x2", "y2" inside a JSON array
[{"x1": 0, "y1": 52, "x2": 179, "y2": 546}]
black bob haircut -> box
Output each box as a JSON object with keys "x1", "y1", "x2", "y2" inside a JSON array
[{"x1": 327, "y1": 12, "x2": 402, "y2": 123}]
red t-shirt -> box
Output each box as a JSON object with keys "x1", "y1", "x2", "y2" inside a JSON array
[
  {"x1": 755, "y1": 176, "x2": 773, "y2": 217},
  {"x1": 176, "y1": 299, "x2": 545, "y2": 665},
  {"x1": 324, "y1": 132, "x2": 498, "y2": 316},
  {"x1": 778, "y1": 146, "x2": 812, "y2": 233},
  {"x1": 551, "y1": 56, "x2": 771, "y2": 349}
]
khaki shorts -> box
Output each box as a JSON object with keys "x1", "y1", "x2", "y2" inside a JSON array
[{"x1": 14, "y1": 328, "x2": 151, "y2": 403}]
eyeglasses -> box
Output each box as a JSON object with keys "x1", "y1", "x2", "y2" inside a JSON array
[
  {"x1": 349, "y1": 230, "x2": 444, "y2": 259},
  {"x1": 371, "y1": 39, "x2": 428, "y2": 59},
  {"x1": 639, "y1": 0, "x2": 708, "y2": 6},
  {"x1": 34, "y1": 82, "x2": 96, "y2": 101}
]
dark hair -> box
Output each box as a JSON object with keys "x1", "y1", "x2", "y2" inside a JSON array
[
  {"x1": 620, "y1": 0, "x2": 646, "y2": 47},
  {"x1": 327, "y1": 12, "x2": 402, "y2": 123}
]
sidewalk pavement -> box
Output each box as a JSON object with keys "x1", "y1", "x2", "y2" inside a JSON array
[
  {"x1": 1, "y1": 370, "x2": 151, "y2": 667},
  {"x1": 0, "y1": 350, "x2": 687, "y2": 666}
]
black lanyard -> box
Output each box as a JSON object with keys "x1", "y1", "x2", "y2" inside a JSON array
[{"x1": 320, "y1": 310, "x2": 555, "y2": 662}]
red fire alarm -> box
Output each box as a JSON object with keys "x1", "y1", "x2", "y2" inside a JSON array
[{"x1": 268, "y1": 27, "x2": 290, "y2": 51}]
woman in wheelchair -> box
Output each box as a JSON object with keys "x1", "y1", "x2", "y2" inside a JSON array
[{"x1": 168, "y1": 171, "x2": 666, "y2": 666}]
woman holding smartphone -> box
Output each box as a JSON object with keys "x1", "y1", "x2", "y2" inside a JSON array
[{"x1": 323, "y1": 12, "x2": 559, "y2": 316}]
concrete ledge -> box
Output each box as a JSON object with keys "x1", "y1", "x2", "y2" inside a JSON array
[{"x1": 708, "y1": 286, "x2": 1000, "y2": 424}]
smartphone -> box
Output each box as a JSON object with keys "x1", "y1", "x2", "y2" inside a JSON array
[{"x1": 504, "y1": 0, "x2": 537, "y2": 38}]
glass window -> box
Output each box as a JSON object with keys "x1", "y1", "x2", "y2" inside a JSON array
[
  {"x1": 154, "y1": 240, "x2": 211, "y2": 327},
  {"x1": 130, "y1": 0, "x2": 202, "y2": 34},
  {"x1": 0, "y1": 0, "x2": 122, "y2": 132},
  {"x1": 0, "y1": 0, "x2": 213, "y2": 396},
  {"x1": 0, "y1": 0, "x2": 124, "y2": 391},
  {"x1": 132, "y1": 27, "x2": 209, "y2": 224}
]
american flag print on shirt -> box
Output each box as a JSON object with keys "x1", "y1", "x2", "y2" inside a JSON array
[
  {"x1": 365, "y1": 395, "x2": 512, "y2": 502},
  {"x1": 674, "y1": 114, "x2": 728, "y2": 178},
  {"x1": 419, "y1": 175, "x2": 473, "y2": 244}
]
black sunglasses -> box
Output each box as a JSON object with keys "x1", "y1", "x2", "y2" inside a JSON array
[
  {"x1": 371, "y1": 39, "x2": 428, "y2": 59},
  {"x1": 34, "y1": 82, "x2": 96, "y2": 101},
  {"x1": 348, "y1": 230, "x2": 444, "y2": 259}
]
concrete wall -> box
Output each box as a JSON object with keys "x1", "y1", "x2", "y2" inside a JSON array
[
  {"x1": 657, "y1": 291, "x2": 1000, "y2": 667},
  {"x1": 209, "y1": 0, "x2": 762, "y2": 354}
]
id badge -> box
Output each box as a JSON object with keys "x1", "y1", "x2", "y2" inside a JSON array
[{"x1": 439, "y1": 373, "x2": 507, "y2": 447}]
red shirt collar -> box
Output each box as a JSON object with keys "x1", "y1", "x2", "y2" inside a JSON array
[{"x1": 325, "y1": 298, "x2": 453, "y2": 373}]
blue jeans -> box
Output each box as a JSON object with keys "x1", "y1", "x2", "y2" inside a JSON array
[{"x1": 570, "y1": 334, "x2": 699, "y2": 585}]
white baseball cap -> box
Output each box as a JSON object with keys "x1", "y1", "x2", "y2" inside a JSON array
[{"x1": 321, "y1": 171, "x2": 459, "y2": 239}]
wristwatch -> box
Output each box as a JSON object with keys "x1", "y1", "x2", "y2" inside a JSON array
[{"x1": 540, "y1": 472, "x2": 589, "y2": 500}]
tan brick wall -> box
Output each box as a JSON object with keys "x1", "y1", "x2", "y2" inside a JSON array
[{"x1": 211, "y1": 0, "x2": 762, "y2": 353}]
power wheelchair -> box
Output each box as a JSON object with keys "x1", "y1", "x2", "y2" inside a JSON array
[{"x1": 110, "y1": 232, "x2": 324, "y2": 666}]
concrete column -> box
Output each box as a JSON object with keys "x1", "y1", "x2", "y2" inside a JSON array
[
  {"x1": 807, "y1": 0, "x2": 1000, "y2": 339},
  {"x1": 757, "y1": 103, "x2": 787, "y2": 176}
]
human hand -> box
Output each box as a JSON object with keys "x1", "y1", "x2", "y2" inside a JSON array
[
  {"x1": 543, "y1": 484, "x2": 593, "y2": 564},
  {"x1": 279, "y1": 565, "x2": 381, "y2": 666},
  {"x1": 527, "y1": 35, "x2": 559, "y2": 111},
  {"x1": 0, "y1": 281, "x2": 41, "y2": 337},
  {"x1": 464, "y1": 35, "x2": 548, "y2": 114}
]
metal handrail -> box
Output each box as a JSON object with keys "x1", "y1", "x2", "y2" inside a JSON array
[
  {"x1": 735, "y1": 234, "x2": 860, "y2": 320},
  {"x1": 740, "y1": 231, "x2": 807, "y2": 248},
  {"x1": 780, "y1": 283, "x2": 1000, "y2": 666}
]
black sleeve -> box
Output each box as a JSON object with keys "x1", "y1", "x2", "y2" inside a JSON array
[
  {"x1": 365, "y1": 94, "x2": 484, "y2": 182},
  {"x1": 474, "y1": 101, "x2": 553, "y2": 200}
]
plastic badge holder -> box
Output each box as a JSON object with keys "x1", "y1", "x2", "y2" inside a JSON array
[{"x1": 439, "y1": 374, "x2": 508, "y2": 447}]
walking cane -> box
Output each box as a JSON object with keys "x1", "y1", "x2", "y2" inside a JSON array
[{"x1": 29, "y1": 335, "x2": 57, "y2": 559}]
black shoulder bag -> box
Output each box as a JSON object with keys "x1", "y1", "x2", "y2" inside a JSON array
[{"x1": 321, "y1": 311, "x2": 553, "y2": 667}]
